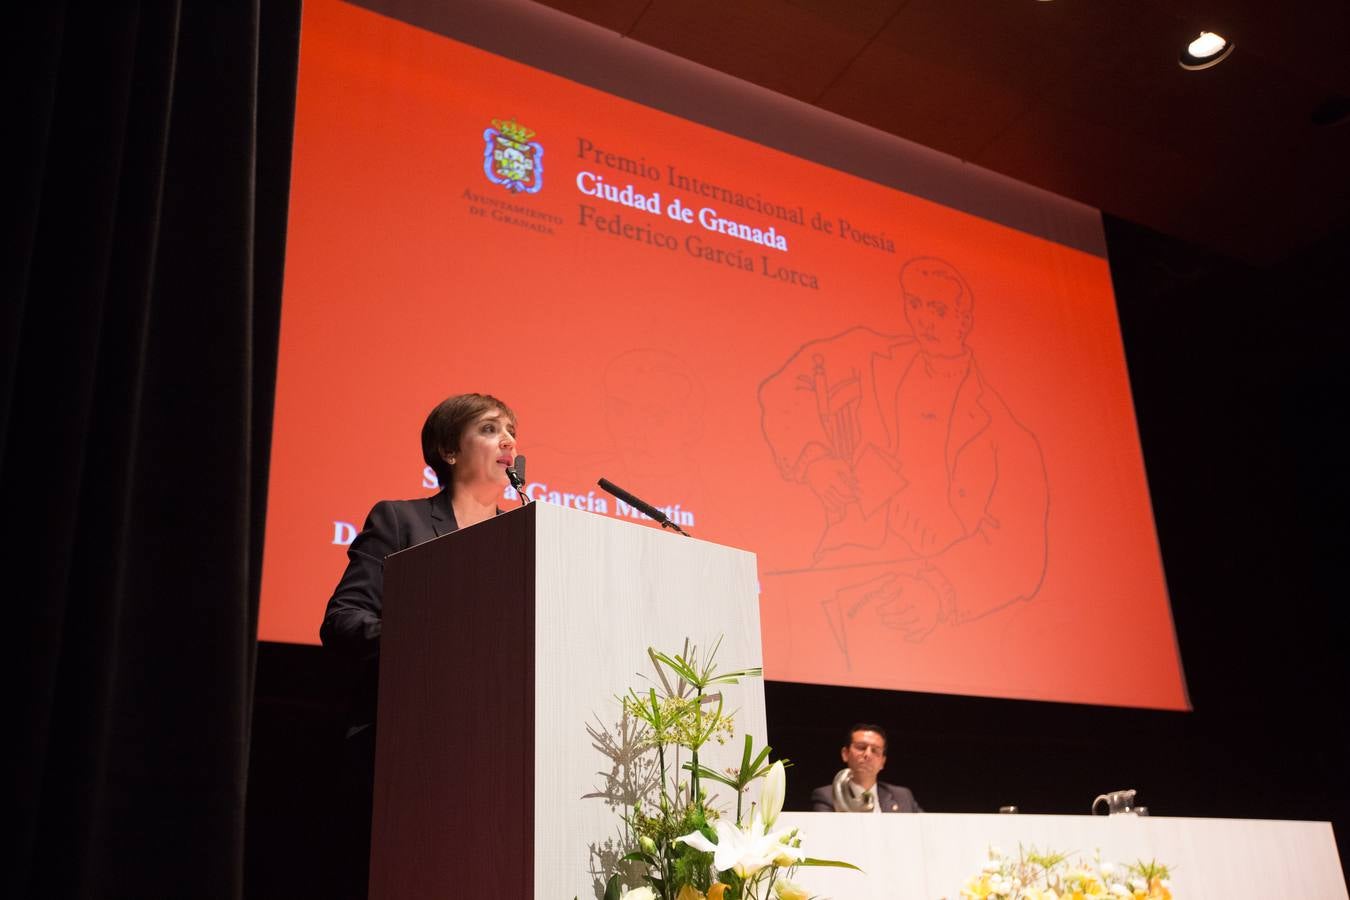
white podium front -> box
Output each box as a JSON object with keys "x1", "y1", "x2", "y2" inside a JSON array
[
  {"x1": 778, "y1": 811, "x2": 1347, "y2": 899},
  {"x1": 370, "y1": 501, "x2": 766, "y2": 900}
]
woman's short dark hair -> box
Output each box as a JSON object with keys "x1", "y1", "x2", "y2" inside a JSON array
[{"x1": 420, "y1": 393, "x2": 516, "y2": 488}]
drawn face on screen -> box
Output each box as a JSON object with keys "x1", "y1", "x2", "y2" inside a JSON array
[
  {"x1": 450, "y1": 409, "x2": 517, "y2": 491},
  {"x1": 603, "y1": 350, "x2": 702, "y2": 474},
  {"x1": 901, "y1": 259, "x2": 973, "y2": 358}
]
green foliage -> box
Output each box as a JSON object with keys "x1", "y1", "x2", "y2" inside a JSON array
[
  {"x1": 631, "y1": 798, "x2": 717, "y2": 850},
  {"x1": 623, "y1": 689, "x2": 699, "y2": 752},
  {"x1": 1022, "y1": 845, "x2": 1073, "y2": 871},
  {"x1": 798, "y1": 858, "x2": 862, "y2": 871},
  {"x1": 685, "y1": 733, "x2": 785, "y2": 825},
  {"x1": 1128, "y1": 858, "x2": 1173, "y2": 882},
  {"x1": 598, "y1": 639, "x2": 853, "y2": 900},
  {"x1": 688, "y1": 734, "x2": 775, "y2": 792},
  {"x1": 649, "y1": 637, "x2": 763, "y2": 693},
  {"x1": 629, "y1": 802, "x2": 716, "y2": 893}
]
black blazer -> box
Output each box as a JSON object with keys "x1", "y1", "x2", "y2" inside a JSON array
[
  {"x1": 320, "y1": 490, "x2": 460, "y2": 734},
  {"x1": 810, "y1": 781, "x2": 922, "y2": 813}
]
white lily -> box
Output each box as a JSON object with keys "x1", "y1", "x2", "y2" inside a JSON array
[
  {"x1": 619, "y1": 887, "x2": 655, "y2": 900},
  {"x1": 676, "y1": 812, "x2": 805, "y2": 879},
  {"x1": 760, "y1": 760, "x2": 786, "y2": 828}
]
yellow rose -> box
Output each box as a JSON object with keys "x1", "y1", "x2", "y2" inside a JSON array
[
  {"x1": 707, "y1": 884, "x2": 729, "y2": 900},
  {"x1": 675, "y1": 886, "x2": 706, "y2": 900},
  {"x1": 774, "y1": 877, "x2": 810, "y2": 900}
]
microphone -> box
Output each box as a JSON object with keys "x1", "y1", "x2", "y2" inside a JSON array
[
  {"x1": 507, "y1": 454, "x2": 530, "y2": 505},
  {"x1": 597, "y1": 478, "x2": 689, "y2": 536}
]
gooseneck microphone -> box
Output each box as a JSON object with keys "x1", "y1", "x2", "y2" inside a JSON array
[
  {"x1": 507, "y1": 454, "x2": 530, "y2": 506},
  {"x1": 597, "y1": 477, "x2": 689, "y2": 536}
]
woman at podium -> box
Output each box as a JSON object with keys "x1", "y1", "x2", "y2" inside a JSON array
[{"x1": 319, "y1": 391, "x2": 518, "y2": 897}]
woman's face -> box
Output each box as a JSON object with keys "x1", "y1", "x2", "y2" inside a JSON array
[{"x1": 450, "y1": 408, "x2": 517, "y2": 491}]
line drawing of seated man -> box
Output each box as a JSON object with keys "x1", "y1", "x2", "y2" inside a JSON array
[{"x1": 757, "y1": 257, "x2": 1049, "y2": 661}]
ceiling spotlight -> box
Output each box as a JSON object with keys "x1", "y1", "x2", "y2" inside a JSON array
[{"x1": 1179, "y1": 31, "x2": 1233, "y2": 70}]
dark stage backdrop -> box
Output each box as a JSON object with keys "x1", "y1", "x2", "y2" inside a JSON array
[
  {"x1": 8, "y1": 4, "x2": 300, "y2": 899},
  {"x1": 245, "y1": 213, "x2": 1349, "y2": 897}
]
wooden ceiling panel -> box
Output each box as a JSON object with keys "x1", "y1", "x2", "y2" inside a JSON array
[
  {"x1": 973, "y1": 101, "x2": 1203, "y2": 230},
  {"x1": 873, "y1": 0, "x2": 1147, "y2": 107},
  {"x1": 1044, "y1": 28, "x2": 1327, "y2": 159},
  {"x1": 524, "y1": 0, "x2": 1350, "y2": 261},
  {"x1": 1191, "y1": 0, "x2": 1350, "y2": 94},
  {"x1": 623, "y1": 0, "x2": 901, "y2": 101},
  {"x1": 529, "y1": 0, "x2": 650, "y2": 35},
  {"x1": 817, "y1": 38, "x2": 1029, "y2": 162}
]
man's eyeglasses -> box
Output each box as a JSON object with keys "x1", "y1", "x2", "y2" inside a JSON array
[{"x1": 850, "y1": 741, "x2": 885, "y2": 756}]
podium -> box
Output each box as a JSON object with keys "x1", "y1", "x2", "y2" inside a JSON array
[{"x1": 368, "y1": 502, "x2": 766, "y2": 900}]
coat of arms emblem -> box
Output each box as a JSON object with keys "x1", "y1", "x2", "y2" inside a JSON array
[{"x1": 483, "y1": 117, "x2": 543, "y2": 194}]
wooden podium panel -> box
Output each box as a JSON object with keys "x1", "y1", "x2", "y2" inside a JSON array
[{"x1": 370, "y1": 502, "x2": 765, "y2": 899}]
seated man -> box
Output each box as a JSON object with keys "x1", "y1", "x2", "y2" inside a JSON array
[{"x1": 811, "y1": 723, "x2": 922, "y2": 813}]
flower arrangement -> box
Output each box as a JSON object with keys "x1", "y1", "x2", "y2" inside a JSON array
[
  {"x1": 598, "y1": 639, "x2": 856, "y2": 900},
  {"x1": 959, "y1": 845, "x2": 1174, "y2": 900}
]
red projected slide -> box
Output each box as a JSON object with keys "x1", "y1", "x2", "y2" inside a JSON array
[{"x1": 259, "y1": 0, "x2": 1188, "y2": 709}]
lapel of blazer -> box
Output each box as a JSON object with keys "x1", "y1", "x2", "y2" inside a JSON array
[
  {"x1": 428, "y1": 489, "x2": 458, "y2": 537},
  {"x1": 877, "y1": 783, "x2": 902, "y2": 812}
]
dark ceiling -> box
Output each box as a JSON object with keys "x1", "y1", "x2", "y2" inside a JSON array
[{"x1": 530, "y1": 0, "x2": 1350, "y2": 264}]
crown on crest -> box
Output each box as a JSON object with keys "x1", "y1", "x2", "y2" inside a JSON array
[{"x1": 492, "y1": 117, "x2": 536, "y2": 142}]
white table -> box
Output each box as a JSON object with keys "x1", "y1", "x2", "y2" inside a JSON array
[{"x1": 777, "y1": 812, "x2": 1346, "y2": 899}]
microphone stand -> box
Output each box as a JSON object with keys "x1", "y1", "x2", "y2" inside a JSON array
[
  {"x1": 507, "y1": 464, "x2": 530, "y2": 507},
  {"x1": 596, "y1": 477, "x2": 689, "y2": 536}
]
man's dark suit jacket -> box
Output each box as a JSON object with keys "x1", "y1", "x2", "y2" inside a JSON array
[
  {"x1": 810, "y1": 781, "x2": 922, "y2": 813},
  {"x1": 320, "y1": 489, "x2": 460, "y2": 737}
]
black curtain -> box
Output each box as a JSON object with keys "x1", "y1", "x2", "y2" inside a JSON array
[{"x1": 8, "y1": 3, "x2": 300, "y2": 897}]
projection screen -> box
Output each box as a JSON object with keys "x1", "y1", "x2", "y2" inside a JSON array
[{"x1": 259, "y1": 0, "x2": 1188, "y2": 710}]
